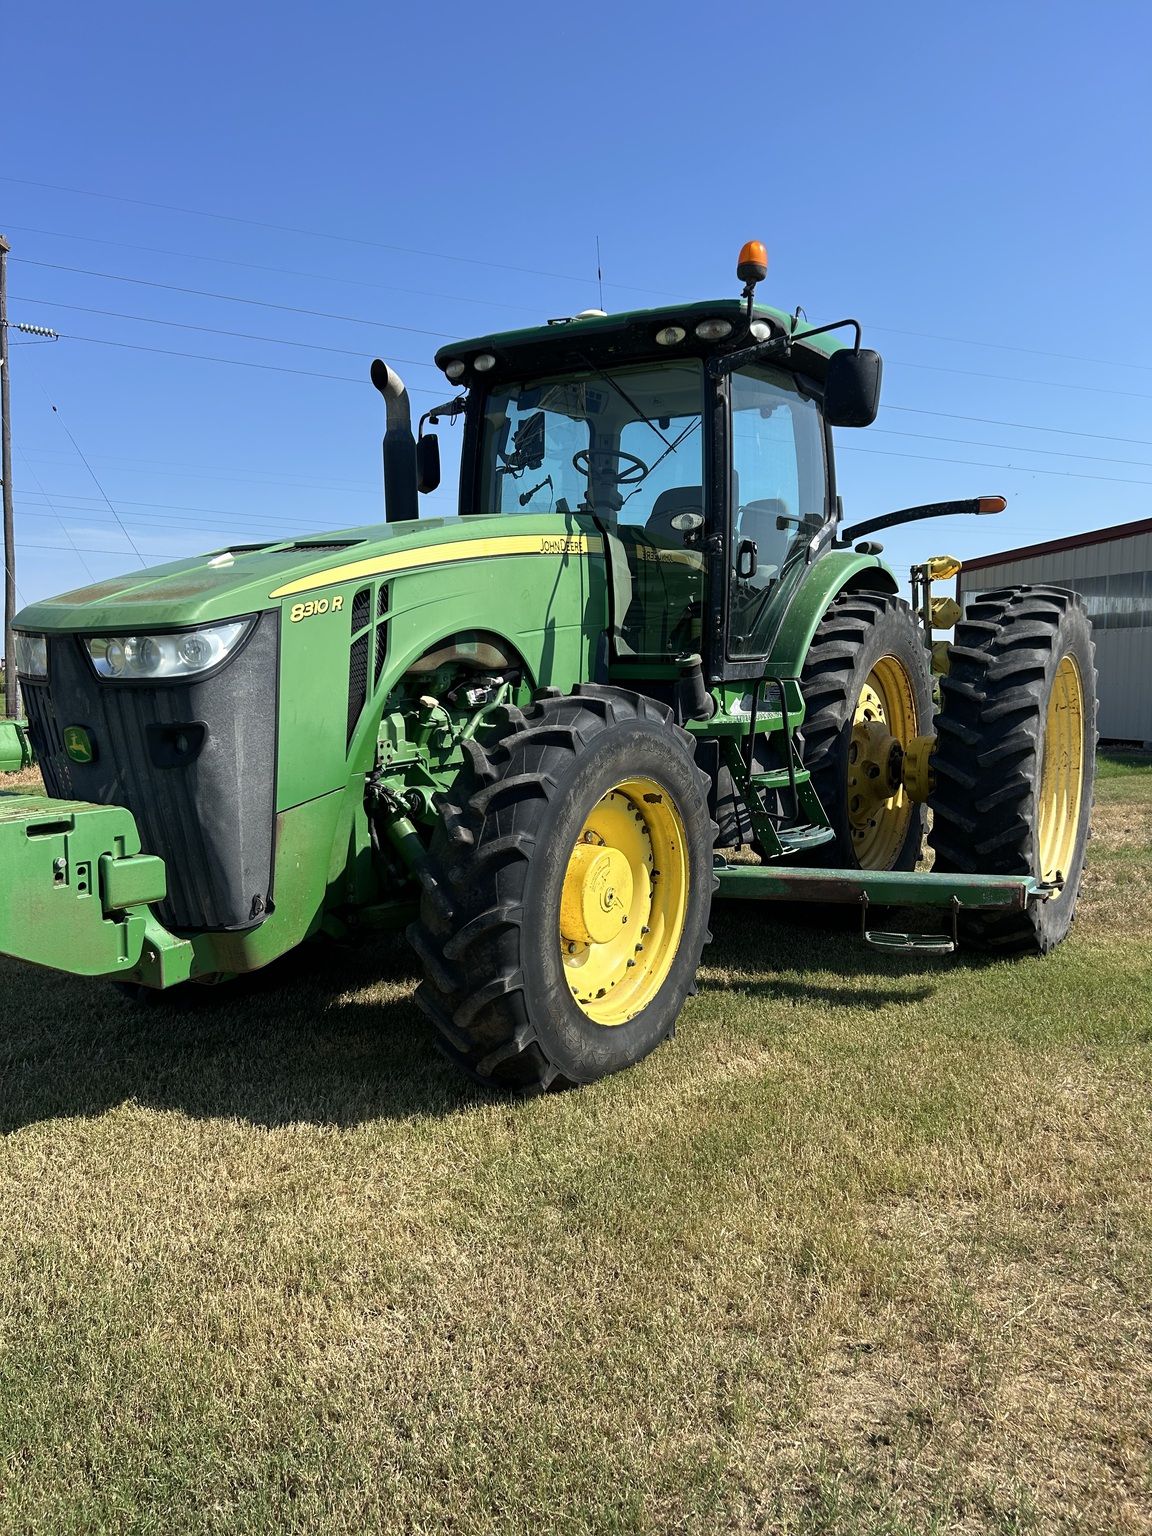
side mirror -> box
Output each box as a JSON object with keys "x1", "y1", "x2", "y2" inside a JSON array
[
  {"x1": 416, "y1": 433, "x2": 441, "y2": 495},
  {"x1": 823, "y1": 348, "x2": 883, "y2": 428}
]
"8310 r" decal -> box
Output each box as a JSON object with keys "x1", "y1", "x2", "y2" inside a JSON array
[{"x1": 289, "y1": 595, "x2": 345, "y2": 623}]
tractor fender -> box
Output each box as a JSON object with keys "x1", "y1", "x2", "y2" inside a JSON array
[{"x1": 763, "y1": 551, "x2": 899, "y2": 679}]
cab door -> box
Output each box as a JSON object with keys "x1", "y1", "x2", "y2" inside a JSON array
[{"x1": 727, "y1": 365, "x2": 829, "y2": 662}]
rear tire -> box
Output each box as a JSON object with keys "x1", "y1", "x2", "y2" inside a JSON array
[
  {"x1": 799, "y1": 590, "x2": 934, "y2": 871},
  {"x1": 929, "y1": 585, "x2": 1097, "y2": 953},
  {"x1": 408, "y1": 687, "x2": 716, "y2": 1094}
]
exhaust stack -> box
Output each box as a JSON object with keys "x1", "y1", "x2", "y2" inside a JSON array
[{"x1": 370, "y1": 359, "x2": 418, "y2": 523}]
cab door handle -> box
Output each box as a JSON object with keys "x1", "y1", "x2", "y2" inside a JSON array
[{"x1": 736, "y1": 539, "x2": 758, "y2": 580}]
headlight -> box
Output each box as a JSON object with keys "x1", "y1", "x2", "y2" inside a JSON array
[
  {"x1": 13, "y1": 632, "x2": 48, "y2": 679},
  {"x1": 85, "y1": 619, "x2": 252, "y2": 680}
]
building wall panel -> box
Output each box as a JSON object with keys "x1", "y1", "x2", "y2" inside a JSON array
[{"x1": 959, "y1": 530, "x2": 1152, "y2": 744}]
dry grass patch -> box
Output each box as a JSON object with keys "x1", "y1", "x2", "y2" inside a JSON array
[{"x1": 0, "y1": 752, "x2": 1148, "y2": 1533}]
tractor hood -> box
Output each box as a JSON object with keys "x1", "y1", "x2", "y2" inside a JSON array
[{"x1": 13, "y1": 515, "x2": 513, "y2": 632}]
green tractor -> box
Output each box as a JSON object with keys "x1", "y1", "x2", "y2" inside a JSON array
[{"x1": 0, "y1": 242, "x2": 1096, "y2": 1093}]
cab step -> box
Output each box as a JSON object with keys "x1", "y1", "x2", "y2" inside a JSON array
[
  {"x1": 863, "y1": 929, "x2": 956, "y2": 956},
  {"x1": 777, "y1": 822, "x2": 837, "y2": 854}
]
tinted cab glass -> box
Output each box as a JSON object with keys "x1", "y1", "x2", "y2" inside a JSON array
[{"x1": 728, "y1": 366, "x2": 828, "y2": 659}]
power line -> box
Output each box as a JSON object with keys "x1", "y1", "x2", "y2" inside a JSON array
[
  {"x1": 14, "y1": 258, "x2": 457, "y2": 339},
  {"x1": 840, "y1": 442, "x2": 1152, "y2": 488},
  {"x1": 29, "y1": 331, "x2": 1152, "y2": 481},
  {"x1": 14, "y1": 220, "x2": 1152, "y2": 387},
  {"x1": 17, "y1": 488, "x2": 371, "y2": 524},
  {"x1": 14, "y1": 448, "x2": 96, "y2": 581},
  {"x1": 11, "y1": 220, "x2": 1152, "y2": 383},
  {"x1": 2, "y1": 224, "x2": 541, "y2": 317},
  {"x1": 15, "y1": 501, "x2": 347, "y2": 537},
  {"x1": 9, "y1": 183, "x2": 1152, "y2": 383},
  {"x1": 21, "y1": 257, "x2": 1152, "y2": 409},
  {"x1": 882, "y1": 403, "x2": 1152, "y2": 449},
  {"x1": 15, "y1": 445, "x2": 380, "y2": 494},
  {"x1": 890, "y1": 356, "x2": 1152, "y2": 403},
  {"x1": 25, "y1": 356, "x2": 149, "y2": 567},
  {"x1": 868, "y1": 426, "x2": 1152, "y2": 471},
  {"x1": 15, "y1": 497, "x2": 363, "y2": 539},
  {"x1": 27, "y1": 328, "x2": 448, "y2": 394},
  {"x1": 18, "y1": 538, "x2": 180, "y2": 559},
  {"x1": 867, "y1": 321, "x2": 1152, "y2": 375},
  {"x1": 0, "y1": 175, "x2": 670, "y2": 297},
  {"x1": 11, "y1": 293, "x2": 443, "y2": 369}
]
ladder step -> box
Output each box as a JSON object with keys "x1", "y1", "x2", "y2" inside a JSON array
[
  {"x1": 777, "y1": 823, "x2": 837, "y2": 854},
  {"x1": 864, "y1": 929, "x2": 956, "y2": 956},
  {"x1": 750, "y1": 769, "x2": 812, "y2": 789}
]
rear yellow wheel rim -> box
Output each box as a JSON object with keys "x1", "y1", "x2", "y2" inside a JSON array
[
  {"x1": 559, "y1": 778, "x2": 689, "y2": 1026},
  {"x1": 847, "y1": 655, "x2": 920, "y2": 869},
  {"x1": 1038, "y1": 654, "x2": 1085, "y2": 882}
]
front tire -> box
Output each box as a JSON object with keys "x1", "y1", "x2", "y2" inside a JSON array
[{"x1": 408, "y1": 687, "x2": 716, "y2": 1094}]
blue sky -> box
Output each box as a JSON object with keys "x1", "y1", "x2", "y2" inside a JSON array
[{"x1": 4, "y1": 0, "x2": 1150, "y2": 606}]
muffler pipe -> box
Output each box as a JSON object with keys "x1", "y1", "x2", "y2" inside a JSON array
[{"x1": 370, "y1": 359, "x2": 419, "y2": 523}]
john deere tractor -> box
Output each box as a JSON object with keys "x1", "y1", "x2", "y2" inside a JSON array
[{"x1": 0, "y1": 242, "x2": 1096, "y2": 1093}]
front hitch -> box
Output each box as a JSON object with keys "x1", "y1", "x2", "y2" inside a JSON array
[{"x1": 0, "y1": 794, "x2": 167, "y2": 976}]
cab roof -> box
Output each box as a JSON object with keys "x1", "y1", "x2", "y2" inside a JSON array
[{"x1": 432, "y1": 298, "x2": 849, "y2": 391}]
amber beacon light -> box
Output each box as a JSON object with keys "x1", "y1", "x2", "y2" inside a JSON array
[{"x1": 736, "y1": 240, "x2": 769, "y2": 288}]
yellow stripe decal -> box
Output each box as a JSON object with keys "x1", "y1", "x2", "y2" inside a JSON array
[{"x1": 269, "y1": 533, "x2": 593, "y2": 599}]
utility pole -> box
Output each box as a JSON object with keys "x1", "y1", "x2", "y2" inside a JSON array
[{"x1": 0, "y1": 233, "x2": 15, "y2": 717}]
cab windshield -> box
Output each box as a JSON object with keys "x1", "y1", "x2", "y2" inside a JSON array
[
  {"x1": 478, "y1": 361, "x2": 703, "y2": 521},
  {"x1": 478, "y1": 361, "x2": 706, "y2": 657}
]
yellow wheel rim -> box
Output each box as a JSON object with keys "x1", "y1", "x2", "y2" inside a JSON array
[
  {"x1": 847, "y1": 655, "x2": 920, "y2": 869},
  {"x1": 1038, "y1": 655, "x2": 1085, "y2": 882},
  {"x1": 559, "y1": 777, "x2": 689, "y2": 1026}
]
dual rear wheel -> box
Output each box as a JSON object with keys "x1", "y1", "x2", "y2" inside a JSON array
[{"x1": 800, "y1": 584, "x2": 1096, "y2": 952}]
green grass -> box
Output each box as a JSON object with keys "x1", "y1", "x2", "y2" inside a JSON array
[{"x1": 0, "y1": 754, "x2": 1149, "y2": 1534}]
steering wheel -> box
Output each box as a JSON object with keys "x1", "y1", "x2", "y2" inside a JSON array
[{"x1": 571, "y1": 448, "x2": 649, "y2": 485}]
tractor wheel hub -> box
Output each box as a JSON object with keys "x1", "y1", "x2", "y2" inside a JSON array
[
  {"x1": 560, "y1": 842, "x2": 634, "y2": 947},
  {"x1": 848, "y1": 720, "x2": 902, "y2": 820}
]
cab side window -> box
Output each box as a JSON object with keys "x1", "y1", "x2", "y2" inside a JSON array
[{"x1": 729, "y1": 366, "x2": 828, "y2": 659}]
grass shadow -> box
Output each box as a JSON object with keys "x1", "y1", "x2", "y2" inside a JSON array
[
  {"x1": 701, "y1": 898, "x2": 1006, "y2": 1009},
  {"x1": 0, "y1": 934, "x2": 485, "y2": 1134},
  {"x1": 0, "y1": 895, "x2": 1014, "y2": 1134}
]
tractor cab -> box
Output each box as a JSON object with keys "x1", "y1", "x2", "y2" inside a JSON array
[{"x1": 424, "y1": 256, "x2": 882, "y2": 687}]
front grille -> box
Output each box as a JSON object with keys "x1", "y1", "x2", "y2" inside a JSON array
[
  {"x1": 347, "y1": 632, "x2": 369, "y2": 746},
  {"x1": 27, "y1": 618, "x2": 279, "y2": 933},
  {"x1": 22, "y1": 684, "x2": 73, "y2": 799}
]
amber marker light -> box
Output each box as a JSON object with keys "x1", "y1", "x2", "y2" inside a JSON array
[
  {"x1": 977, "y1": 496, "x2": 1008, "y2": 514},
  {"x1": 736, "y1": 240, "x2": 769, "y2": 287}
]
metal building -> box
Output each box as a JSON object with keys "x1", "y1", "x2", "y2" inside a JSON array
[{"x1": 959, "y1": 517, "x2": 1152, "y2": 747}]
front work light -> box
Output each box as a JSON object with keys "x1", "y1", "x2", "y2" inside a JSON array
[
  {"x1": 444, "y1": 359, "x2": 466, "y2": 381},
  {"x1": 655, "y1": 326, "x2": 687, "y2": 346},
  {"x1": 13, "y1": 632, "x2": 48, "y2": 679},
  {"x1": 85, "y1": 619, "x2": 253, "y2": 680},
  {"x1": 472, "y1": 353, "x2": 496, "y2": 373},
  {"x1": 695, "y1": 318, "x2": 733, "y2": 341}
]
